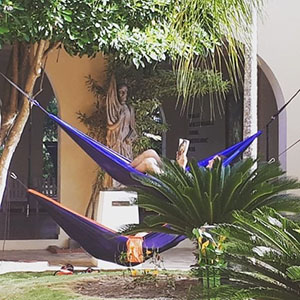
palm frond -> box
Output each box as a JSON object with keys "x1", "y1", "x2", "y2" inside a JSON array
[
  {"x1": 169, "y1": 0, "x2": 265, "y2": 111},
  {"x1": 287, "y1": 266, "x2": 300, "y2": 282},
  {"x1": 211, "y1": 207, "x2": 300, "y2": 299}
]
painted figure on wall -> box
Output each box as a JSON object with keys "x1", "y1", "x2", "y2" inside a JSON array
[{"x1": 104, "y1": 75, "x2": 137, "y2": 188}]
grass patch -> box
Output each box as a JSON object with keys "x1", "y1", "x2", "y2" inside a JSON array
[
  {"x1": 0, "y1": 272, "x2": 94, "y2": 300},
  {"x1": 0, "y1": 270, "x2": 193, "y2": 300}
]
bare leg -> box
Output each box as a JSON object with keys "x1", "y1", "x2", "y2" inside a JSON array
[
  {"x1": 131, "y1": 149, "x2": 161, "y2": 168},
  {"x1": 131, "y1": 149, "x2": 162, "y2": 174},
  {"x1": 134, "y1": 157, "x2": 162, "y2": 174}
]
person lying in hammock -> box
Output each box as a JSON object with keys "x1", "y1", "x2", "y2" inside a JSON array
[
  {"x1": 130, "y1": 139, "x2": 223, "y2": 174},
  {"x1": 130, "y1": 139, "x2": 190, "y2": 174}
]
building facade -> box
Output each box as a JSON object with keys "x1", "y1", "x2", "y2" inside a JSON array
[{"x1": 1, "y1": 0, "x2": 299, "y2": 250}]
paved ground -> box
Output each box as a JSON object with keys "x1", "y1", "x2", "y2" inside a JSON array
[{"x1": 0, "y1": 240, "x2": 195, "y2": 274}]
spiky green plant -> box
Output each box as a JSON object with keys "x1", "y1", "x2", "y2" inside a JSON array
[
  {"x1": 193, "y1": 207, "x2": 300, "y2": 299},
  {"x1": 123, "y1": 158, "x2": 300, "y2": 238}
]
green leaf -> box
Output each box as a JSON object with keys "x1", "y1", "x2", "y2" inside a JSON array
[
  {"x1": 63, "y1": 15, "x2": 72, "y2": 22},
  {"x1": 0, "y1": 27, "x2": 9, "y2": 34},
  {"x1": 287, "y1": 266, "x2": 300, "y2": 281},
  {"x1": 63, "y1": 10, "x2": 73, "y2": 15}
]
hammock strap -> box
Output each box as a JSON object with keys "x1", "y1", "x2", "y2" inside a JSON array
[{"x1": 0, "y1": 72, "x2": 47, "y2": 114}]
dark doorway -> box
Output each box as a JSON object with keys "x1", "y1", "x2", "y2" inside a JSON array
[{"x1": 0, "y1": 47, "x2": 59, "y2": 239}]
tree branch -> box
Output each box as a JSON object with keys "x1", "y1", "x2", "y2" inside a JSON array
[
  {"x1": 0, "y1": 43, "x2": 19, "y2": 146},
  {"x1": 31, "y1": 40, "x2": 47, "y2": 77},
  {"x1": 9, "y1": 42, "x2": 19, "y2": 114},
  {"x1": 19, "y1": 42, "x2": 31, "y2": 91},
  {"x1": 43, "y1": 41, "x2": 60, "y2": 60}
]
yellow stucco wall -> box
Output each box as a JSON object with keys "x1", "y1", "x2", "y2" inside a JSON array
[{"x1": 45, "y1": 49, "x2": 106, "y2": 246}]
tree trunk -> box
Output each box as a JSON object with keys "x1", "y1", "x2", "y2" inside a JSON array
[
  {"x1": 0, "y1": 98, "x2": 31, "y2": 205},
  {"x1": 243, "y1": 9, "x2": 258, "y2": 160},
  {"x1": 0, "y1": 40, "x2": 57, "y2": 205},
  {"x1": 0, "y1": 43, "x2": 19, "y2": 145}
]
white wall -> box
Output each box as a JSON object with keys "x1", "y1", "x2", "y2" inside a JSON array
[{"x1": 258, "y1": 0, "x2": 300, "y2": 177}]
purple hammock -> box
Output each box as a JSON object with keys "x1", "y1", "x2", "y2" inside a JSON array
[
  {"x1": 28, "y1": 189, "x2": 186, "y2": 265},
  {"x1": 34, "y1": 100, "x2": 261, "y2": 188},
  {"x1": 0, "y1": 74, "x2": 262, "y2": 265}
]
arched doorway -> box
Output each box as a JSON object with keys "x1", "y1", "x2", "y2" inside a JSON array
[
  {"x1": 0, "y1": 47, "x2": 59, "y2": 240},
  {"x1": 257, "y1": 65, "x2": 279, "y2": 162},
  {"x1": 258, "y1": 56, "x2": 286, "y2": 169}
]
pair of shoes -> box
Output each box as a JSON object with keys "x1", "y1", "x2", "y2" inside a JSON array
[{"x1": 54, "y1": 264, "x2": 74, "y2": 275}]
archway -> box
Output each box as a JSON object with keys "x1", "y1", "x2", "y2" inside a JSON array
[
  {"x1": 258, "y1": 56, "x2": 286, "y2": 169},
  {"x1": 0, "y1": 46, "x2": 59, "y2": 240}
]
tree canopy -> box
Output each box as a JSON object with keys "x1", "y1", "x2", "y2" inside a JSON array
[
  {"x1": 0, "y1": 0, "x2": 172, "y2": 64},
  {"x1": 0, "y1": 0, "x2": 263, "y2": 68}
]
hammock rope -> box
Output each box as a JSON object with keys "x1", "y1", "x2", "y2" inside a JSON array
[{"x1": 279, "y1": 138, "x2": 300, "y2": 158}]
